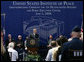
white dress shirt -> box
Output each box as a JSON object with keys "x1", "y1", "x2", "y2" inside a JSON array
[
  {"x1": 45, "y1": 47, "x2": 56, "y2": 61},
  {"x1": 8, "y1": 48, "x2": 18, "y2": 61}
]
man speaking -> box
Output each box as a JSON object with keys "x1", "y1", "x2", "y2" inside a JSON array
[
  {"x1": 27, "y1": 28, "x2": 40, "y2": 54},
  {"x1": 30, "y1": 28, "x2": 39, "y2": 39}
]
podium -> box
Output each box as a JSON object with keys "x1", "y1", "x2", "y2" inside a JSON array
[{"x1": 27, "y1": 38, "x2": 39, "y2": 54}]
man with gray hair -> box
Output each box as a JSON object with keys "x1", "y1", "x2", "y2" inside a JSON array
[
  {"x1": 8, "y1": 42, "x2": 18, "y2": 61},
  {"x1": 16, "y1": 35, "x2": 23, "y2": 61}
]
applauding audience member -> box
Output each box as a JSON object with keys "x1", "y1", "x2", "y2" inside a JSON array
[
  {"x1": 45, "y1": 41, "x2": 58, "y2": 61},
  {"x1": 8, "y1": 42, "x2": 18, "y2": 61}
]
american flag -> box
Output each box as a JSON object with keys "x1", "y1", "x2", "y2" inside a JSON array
[
  {"x1": 81, "y1": 22, "x2": 83, "y2": 32},
  {"x1": 81, "y1": 14, "x2": 83, "y2": 32}
]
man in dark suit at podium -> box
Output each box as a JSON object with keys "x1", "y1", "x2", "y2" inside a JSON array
[
  {"x1": 27, "y1": 28, "x2": 39, "y2": 53},
  {"x1": 30, "y1": 28, "x2": 39, "y2": 39},
  {"x1": 29, "y1": 28, "x2": 39, "y2": 47}
]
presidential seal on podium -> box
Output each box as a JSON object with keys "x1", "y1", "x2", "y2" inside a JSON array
[{"x1": 30, "y1": 39, "x2": 36, "y2": 46}]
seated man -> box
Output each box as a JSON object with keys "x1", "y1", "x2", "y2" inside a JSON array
[{"x1": 8, "y1": 42, "x2": 18, "y2": 61}]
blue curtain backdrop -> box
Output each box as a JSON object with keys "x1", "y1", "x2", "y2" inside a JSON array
[{"x1": 1, "y1": 1, "x2": 83, "y2": 46}]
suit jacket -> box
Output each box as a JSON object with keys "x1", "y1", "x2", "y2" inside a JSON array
[
  {"x1": 16, "y1": 39, "x2": 24, "y2": 49},
  {"x1": 28, "y1": 33, "x2": 39, "y2": 47},
  {"x1": 30, "y1": 33, "x2": 39, "y2": 39},
  {"x1": 48, "y1": 39, "x2": 52, "y2": 45},
  {"x1": 5, "y1": 39, "x2": 14, "y2": 47},
  {"x1": 61, "y1": 37, "x2": 83, "y2": 61}
]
